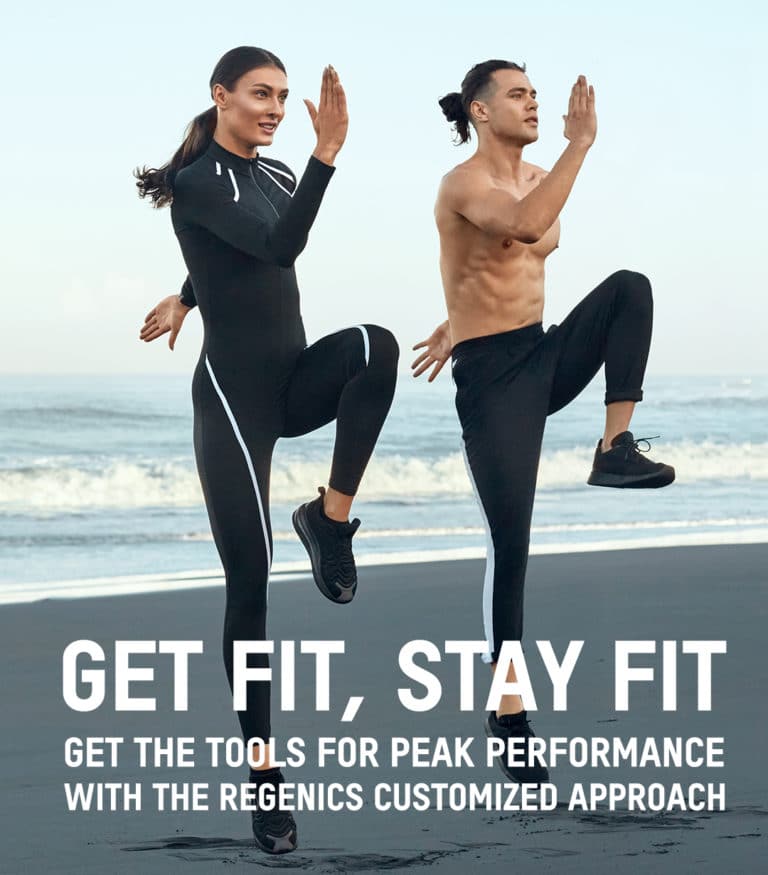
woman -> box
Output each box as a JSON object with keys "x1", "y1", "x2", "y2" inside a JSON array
[{"x1": 135, "y1": 46, "x2": 398, "y2": 853}]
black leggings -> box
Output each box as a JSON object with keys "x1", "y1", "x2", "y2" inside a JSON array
[
  {"x1": 193, "y1": 324, "x2": 399, "y2": 742},
  {"x1": 451, "y1": 270, "x2": 653, "y2": 662}
]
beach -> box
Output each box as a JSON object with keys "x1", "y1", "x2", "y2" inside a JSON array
[
  {"x1": 3, "y1": 373, "x2": 767, "y2": 588},
  {"x1": 2, "y1": 544, "x2": 766, "y2": 873}
]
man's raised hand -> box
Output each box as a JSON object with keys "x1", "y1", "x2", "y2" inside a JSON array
[{"x1": 562, "y1": 74, "x2": 596, "y2": 148}]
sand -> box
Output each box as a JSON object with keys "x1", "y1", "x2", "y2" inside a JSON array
[{"x1": 1, "y1": 544, "x2": 766, "y2": 872}]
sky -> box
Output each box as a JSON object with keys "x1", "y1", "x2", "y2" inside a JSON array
[{"x1": 1, "y1": 0, "x2": 765, "y2": 376}]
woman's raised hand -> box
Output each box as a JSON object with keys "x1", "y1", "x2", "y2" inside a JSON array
[{"x1": 305, "y1": 65, "x2": 348, "y2": 165}]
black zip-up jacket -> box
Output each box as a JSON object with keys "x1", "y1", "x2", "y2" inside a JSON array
[{"x1": 171, "y1": 138, "x2": 334, "y2": 361}]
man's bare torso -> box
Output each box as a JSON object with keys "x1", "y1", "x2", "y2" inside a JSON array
[{"x1": 435, "y1": 158, "x2": 560, "y2": 346}]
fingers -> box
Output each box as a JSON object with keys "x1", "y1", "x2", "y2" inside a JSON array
[
  {"x1": 326, "y1": 65, "x2": 346, "y2": 118},
  {"x1": 319, "y1": 65, "x2": 330, "y2": 111},
  {"x1": 329, "y1": 65, "x2": 338, "y2": 111},
  {"x1": 304, "y1": 98, "x2": 318, "y2": 122},
  {"x1": 577, "y1": 75, "x2": 590, "y2": 111},
  {"x1": 412, "y1": 352, "x2": 449, "y2": 380},
  {"x1": 143, "y1": 307, "x2": 157, "y2": 322},
  {"x1": 139, "y1": 319, "x2": 158, "y2": 339},
  {"x1": 336, "y1": 82, "x2": 348, "y2": 118},
  {"x1": 169, "y1": 326, "x2": 178, "y2": 351},
  {"x1": 330, "y1": 66, "x2": 346, "y2": 112},
  {"x1": 567, "y1": 75, "x2": 592, "y2": 118},
  {"x1": 412, "y1": 339, "x2": 428, "y2": 351},
  {"x1": 412, "y1": 358, "x2": 432, "y2": 378},
  {"x1": 140, "y1": 325, "x2": 167, "y2": 343},
  {"x1": 428, "y1": 359, "x2": 446, "y2": 382}
]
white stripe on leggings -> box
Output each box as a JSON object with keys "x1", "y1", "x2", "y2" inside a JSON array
[
  {"x1": 461, "y1": 443, "x2": 495, "y2": 663},
  {"x1": 205, "y1": 356, "x2": 272, "y2": 576},
  {"x1": 354, "y1": 324, "x2": 370, "y2": 366}
]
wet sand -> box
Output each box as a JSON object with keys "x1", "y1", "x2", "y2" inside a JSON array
[{"x1": 1, "y1": 544, "x2": 766, "y2": 872}]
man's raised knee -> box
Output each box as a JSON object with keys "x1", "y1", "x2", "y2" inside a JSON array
[{"x1": 612, "y1": 269, "x2": 653, "y2": 309}]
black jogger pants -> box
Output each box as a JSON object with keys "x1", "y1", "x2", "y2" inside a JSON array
[{"x1": 451, "y1": 270, "x2": 653, "y2": 662}]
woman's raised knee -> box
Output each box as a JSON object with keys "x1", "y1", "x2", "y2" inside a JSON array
[{"x1": 363, "y1": 324, "x2": 400, "y2": 369}]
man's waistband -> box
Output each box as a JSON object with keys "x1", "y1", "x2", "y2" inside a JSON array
[{"x1": 451, "y1": 322, "x2": 545, "y2": 358}]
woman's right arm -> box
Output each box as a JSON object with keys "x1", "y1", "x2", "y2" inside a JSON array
[{"x1": 173, "y1": 157, "x2": 335, "y2": 267}]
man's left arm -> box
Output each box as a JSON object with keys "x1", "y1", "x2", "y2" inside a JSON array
[{"x1": 411, "y1": 320, "x2": 452, "y2": 381}]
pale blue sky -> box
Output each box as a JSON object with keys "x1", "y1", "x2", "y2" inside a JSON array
[{"x1": 1, "y1": 0, "x2": 765, "y2": 375}]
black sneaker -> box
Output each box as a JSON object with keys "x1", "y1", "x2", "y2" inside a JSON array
[
  {"x1": 484, "y1": 710, "x2": 550, "y2": 784},
  {"x1": 587, "y1": 431, "x2": 675, "y2": 488},
  {"x1": 250, "y1": 770, "x2": 298, "y2": 854},
  {"x1": 292, "y1": 486, "x2": 361, "y2": 604}
]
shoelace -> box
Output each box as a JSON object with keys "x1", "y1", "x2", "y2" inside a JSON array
[
  {"x1": 323, "y1": 521, "x2": 359, "y2": 581},
  {"x1": 621, "y1": 435, "x2": 660, "y2": 461},
  {"x1": 497, "y1": 713, "x2": 535, "y2": 737},
  {"x1": 329, "y1": 526, "x2": 357, "y2": 580}
]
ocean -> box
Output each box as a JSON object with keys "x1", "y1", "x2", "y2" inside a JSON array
[{"x1": 1, "y1": 372, "x2": 765, "y2": 603}]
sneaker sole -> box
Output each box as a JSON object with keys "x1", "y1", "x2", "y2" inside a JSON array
[
  {"x1": 292, "y1": 505, "x2": 356, "y2": 604},
  {"x1": 483, "y1": 717, "x2": 550, "y2": 785},
  {"x1": 253, "y1": 824, "x2": 298, "y2": 854},
  {"x1": 587, "y1": 466, "x2": 675, "y2": 489}
]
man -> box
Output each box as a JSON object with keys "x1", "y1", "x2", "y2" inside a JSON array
[{"x1": 412, "y1": 60, "x2": 674, "y2": 784}]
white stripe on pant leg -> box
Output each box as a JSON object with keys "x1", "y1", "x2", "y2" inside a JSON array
[
  {"x1": 354, "y1": 325, "x2": 370, "y2": 366},
  {"x1": 205, "y1": 356, "x2": 272, "y2": 576},
  {"x1": 461, "y1": 443, "x2": 495, "y2": 663}
]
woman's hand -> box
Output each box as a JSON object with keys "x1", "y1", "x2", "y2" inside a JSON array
[
  {"x1": 411, "y1": 320, "x2": 453, "y2": 382},
  {"x1": 305, "y1": 65, "x2": 348, "y2": 165},
  {"x1": 139, "y1": 295, "x2": 191, "y2": 350}
]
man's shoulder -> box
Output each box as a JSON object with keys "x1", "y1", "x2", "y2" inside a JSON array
[
  {"x1": 443, "y1": 157, "x2": 488, "y2": 181},
  {"x1": 439, "y1": 159, "x2": 492, "y2": 198},
  {"x1": 523, "y1": 160, "x2": 549, "y2": 180}
]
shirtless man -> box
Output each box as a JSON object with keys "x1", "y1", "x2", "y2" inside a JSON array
[{"x1": 411, "y1": 60, "x2": 674, "y2": 784}]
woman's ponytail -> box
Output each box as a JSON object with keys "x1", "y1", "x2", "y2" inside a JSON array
[{"x1": 134, "y1": 106, "x2": 217, "y2": 208}]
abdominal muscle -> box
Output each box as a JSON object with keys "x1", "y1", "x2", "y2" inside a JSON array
[{"x1": 441, "y1": 218, "x2": 559, "y2": 346}]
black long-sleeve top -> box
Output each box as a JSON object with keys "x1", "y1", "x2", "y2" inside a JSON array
[{"x1": 171, "y1": 138, "x2": 335, "y2": 362}]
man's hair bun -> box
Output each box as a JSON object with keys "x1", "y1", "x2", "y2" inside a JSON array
[{"x1": 438, "y1": 91, "x2": 466, "y2": 123}]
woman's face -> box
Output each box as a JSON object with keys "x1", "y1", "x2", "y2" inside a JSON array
[{"x1": 215, "y1": 65, "x2": 289, "y2": 147}]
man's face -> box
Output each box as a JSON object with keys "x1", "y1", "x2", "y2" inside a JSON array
[{"x1": 473, "y1": 69, "x2": 539, "y2": 145}]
